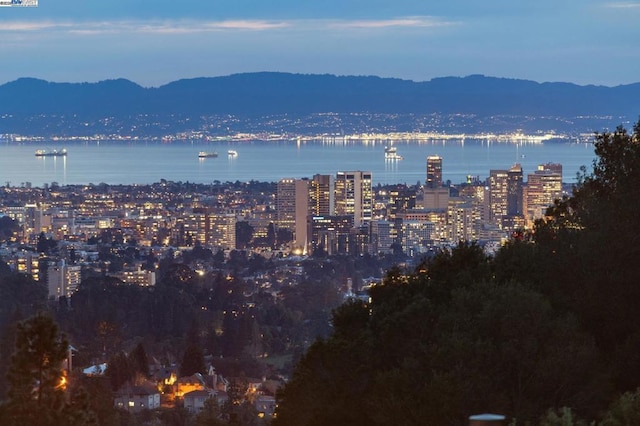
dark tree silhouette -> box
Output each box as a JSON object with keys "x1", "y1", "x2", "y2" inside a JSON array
[
  {"x1": 0, "y1": 314, "x2": 94, "y2": 425},
  {"x1": 180, "y1": 323, "x2": 205, "y2": 377},
  {"x1": 130, "y1": 342, "x2": 150, "y2": 378}
]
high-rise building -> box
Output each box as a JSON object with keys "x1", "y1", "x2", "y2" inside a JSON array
[
  {"x1": 424, "y1": 156, "x2": 449, "y2": 209},
  {"x1": 369, "y1": 220, "x2": 393, "y2": 254},
  {"x1": 277, "y1": 178, "x2": 312, "y2": 252},
  {"x1": 507, "y1": 164, "x2": 523, "y2": 216},
  {"x1": 490, "y1": 164, "x2": 524, "y2": 229},
  {"x1": 489, "y1": 169, "x2": 509, "y2": 226},
  {"x1": 401, "y1": 220, "x2": 435, "y2": 257},
  {"x1": 309, "y1": 174, "x2": 334, "y2": 216},
  {"x1": 525, "y1": 163, "x2": 563, "y2": 223},
  {"x1": 308, "y1": 215, "x2": 354, "y2": 255},
  {"x1": 426, "y1": 156, "x2": 443, "y2": 189},
  {"x1": 277, "y1": 179, "x2": 297, "y2": 231},
  {"x1": 448, "y1": 197, "x2": 480, "y2": 244},
  {"x1": 387, "y1": 185, "x2": 416, "y2": 219},
  {"x1": 47, "y1": 260, "x2": 82, "y2": 300},
  {"x1": 335, "y1": 171, "x2": 373, "y2": 227},
  {"x1": 207, "y1": 214, "x2": 236, "y2": 249}
]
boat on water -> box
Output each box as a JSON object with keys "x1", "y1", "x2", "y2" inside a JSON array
[
  {"x1": 35, "y1": 149, "x2": 67, "y2": 157},
  {"x1": 198, "y1": 151, "x2": 218, "y2": 158},
  {"x1": 228, "y1": 150, "x2": 238, "y2": 157},
  {"x1": 384, "y1": 146, "x2": 403, "y2": 160}
]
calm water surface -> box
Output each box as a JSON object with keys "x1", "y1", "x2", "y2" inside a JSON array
[{"x1": 0, "y1": 139, "x2": 596, "y2": 187}]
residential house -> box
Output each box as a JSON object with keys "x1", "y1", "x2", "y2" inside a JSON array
[
  {"x1": 114, "y1": 384, "x2": 161, "y2": 412},
  {"x1": 175, "y1": 373, "x2": 205, "y2": 398},
  {"x1": 254, "y1": 395, "x2": 276, "y2": 418},
  {"x1": 183, "y1": 389, "x2": 215, "y2": 414}
]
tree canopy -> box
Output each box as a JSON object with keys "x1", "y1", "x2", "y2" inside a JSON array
[
  {"x1": 0, "y1": 314, "x2": 94, "y2": 425},
  {"x1": 275, "y1": 121, "x2": 640, "y2": 425}
]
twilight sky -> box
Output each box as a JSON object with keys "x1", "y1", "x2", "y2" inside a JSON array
[{"x1": 0, "y1": 1, "x2": 638, "y2": 87}]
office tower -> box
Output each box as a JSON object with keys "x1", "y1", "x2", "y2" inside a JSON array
[
  {"x1": 424, "y1": 156, "x2": 449, "y2": 209},
  {"x1": 401, "y1": 220, "x2": 435, "y2": 257},
  {"x1": 507, "y1": 164, "x2": 523, "y2": 216},
  {"x1": 426, "y1": 156, "x2": 443, "y2": 189},
  {"x1": 309, "y1": 174, "x2": 334, "y2": 216},
  {"x1": 387, "y1": 185, "x2": 416, "y2": 219},
  {"x1": 489, "y1": 169, "x2": 509, "y2": 225},
  {"x1": 335, "y1": 171, "x2": 373, "y2": 227},
  {"x1": 308, "y1": 215, "x2": 354, "y2": 255},
  {"x1": 369, "y1": 220, "x2": 393, "y2": 255},
  {"x1": 448, "y1": 198, "x2": 480, "y2": 244},
  {"x1": 277, "y1": 178, "x2": 311, "y2": 251},
  {"x1": 525, "y1": 163, "x2": 563, "y2": 222},
  {"x1": 490, "y1": 164, "x2": 524, "y2": 229},
  {"x1": 277, "y1": 179, "x2": 297, "y2": 231}
]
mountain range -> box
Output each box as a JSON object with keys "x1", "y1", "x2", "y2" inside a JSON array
[{"x1": 0, "y1": 72, "x2": 639, "y2": 136}]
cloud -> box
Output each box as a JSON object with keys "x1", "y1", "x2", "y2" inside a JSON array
[
  {"x1": 0, "y1": 21, "x2": 72, "y2": 31},
  {"x1": 0, "y1": 17, "x2": 451, "y2": 35},
  {"x1": 0, "y1": 19, "x2": 290, "y2": 35},
  {"x1": 328, "y1": 17, "x2": 454, "y2": 29},
  {"x1": 604, "y1": 2, "x2": 640, "y2": 8}
]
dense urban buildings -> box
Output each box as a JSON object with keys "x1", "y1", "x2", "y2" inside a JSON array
[{"x1": 0, "y1": 160, "x2": 567, "y2": 300}]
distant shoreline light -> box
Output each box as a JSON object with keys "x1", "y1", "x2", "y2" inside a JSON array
[{"x1": 0, "y1": 132, "x2": 595, "y2": 144}]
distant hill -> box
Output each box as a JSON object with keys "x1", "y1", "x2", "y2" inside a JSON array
[{"x1": 0, "y1": 72, "x2": 639, "y2": 135}]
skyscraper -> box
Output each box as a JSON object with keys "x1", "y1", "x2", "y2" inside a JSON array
[
  {"x1": 525, "y1": 163, "x2": 563, "y2": 223},
  {"x1": 426, "y1": 156, "x2": 443, "y2": 189},
  {"x1": 507, "y1": 163, "x2": 523, "y2": 216},
  {"x1": 490, "y1": 164, "x2": 524, "y2": 229},
  {"x1": 309, "y1": 174, "x2": 334, "y2": 216},
  {"x1": 424, "y1": 156, "x2": 449, "y2": 210},
  {"x1": 489, "y1": 169, "x2": 509, "y2": 225},
  {"x1": 335, "y1": 171, "x2": 373, "y2": 227},
  {"x1": 277, "y1": 178, "x2": 310, "y2": 251},
  {"x1": 277, "y1": 178, "x2": 297, "y2": 231}
]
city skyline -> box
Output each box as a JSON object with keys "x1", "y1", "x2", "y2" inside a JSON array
[{"x1": 0, "y1": 1, "x2": 638, "y2": 87}]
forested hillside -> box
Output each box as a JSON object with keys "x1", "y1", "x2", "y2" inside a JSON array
[{"x1": 274, "y1": 122, "x2": 640, "y2": 425}]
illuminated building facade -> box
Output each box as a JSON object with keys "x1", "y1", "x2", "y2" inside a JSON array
[
  {"x1": 426, "y1": 156, "x2": 443, "y2": 189},
  {"x1": 309, "y1": 174, "x2": 334, "y2": 216},
  {"x1": 47, "y1": 260, "x2": 82, "y2": 300},
  {"x1": 507, "y1": 164, "x2": 523, "y2": 216},
  {"x1": 448, "y1": 198, "x2": 480, "y2": 243},
  {"x1": 308, "y1": 215, "x2": 354, "y2": 255},
  {"x1": 489, "y1": 164, "x2": 524, "y2": 230},
  {"x1": 207, "y1": 214, "x2": 236, "y2": 249},
  {"x1": 335, "y1": 171, "x2": 372, "y2": 227},
  {"x1": 525, "y1": 163, "x2": 563, "y2": 224},
  {"x1": 277, "y1": 178, "x2": 313, "y2": 251}
]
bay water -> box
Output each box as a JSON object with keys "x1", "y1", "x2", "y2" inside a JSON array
[{"x1": 0, "y1": 139, "x2": 596, "y2": 187}]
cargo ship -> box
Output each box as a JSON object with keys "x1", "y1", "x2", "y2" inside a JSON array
[{"x1": 35, "y1": 149, "x2": 67, "y2": 157}]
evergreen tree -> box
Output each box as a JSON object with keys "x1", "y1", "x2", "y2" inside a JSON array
[
  {"x1": 2, "y1": 314, "x2": 69, "y2": 425},
  {"x1": 535, "y1": 120, "x2": 640, "y2": 390},
  {"x1": 130, "y1": 342, "x2": 150, "y2": 378},
  {"x1": 179, "y1": 343, "x2": 205, "y2": 377},
  {"x1": 274, "y1": 244, "x2": 604, "y2": 425},
  {"x1": 179, "y1": 323, "x2": 205, "y2": 377},
  {"x1": 105, "y1": 351, "x2": 132, "y2": 391}
]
